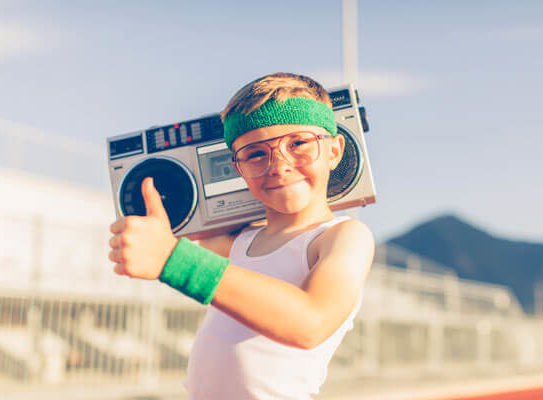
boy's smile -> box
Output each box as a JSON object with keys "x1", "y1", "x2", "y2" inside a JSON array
[{"x1": 264, "y1": 180, "x2": 305, "y2": 190}]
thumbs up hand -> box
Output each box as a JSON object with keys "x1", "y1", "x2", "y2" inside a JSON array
[{"x1": 108, "y1": 177, "x2": 178, "y2": 280}]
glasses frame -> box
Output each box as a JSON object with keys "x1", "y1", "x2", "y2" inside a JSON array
[{"x1": 231, "y1": 130, "x2": 332, "y2": 178}]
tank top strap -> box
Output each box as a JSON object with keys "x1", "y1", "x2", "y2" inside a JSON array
[
  {"x1": 229, "y1": 226, "x2": 264, "y2": 259},
  {"x1": 299, "y1": 215, "x2": 351, "y2": 270}
]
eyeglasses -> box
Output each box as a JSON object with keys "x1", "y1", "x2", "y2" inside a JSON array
[{"x1": 232, "y1": 131, "x2": 332, "y2": 178}]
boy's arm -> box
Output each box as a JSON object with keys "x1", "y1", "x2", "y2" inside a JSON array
[
  {"x1": 186, "y1": 220, "x2": 257, "y2": 257},
  {"x1": 186, "y1": 233, "x2": 236, "y2": 258},
  {"x1": 211, "y1": 219, "x2": 374, "y2": 349}
]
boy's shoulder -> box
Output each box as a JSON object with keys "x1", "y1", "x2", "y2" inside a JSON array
[
  {"x1": 306, "y1": 217, "x2": 374, "y2": 274},
  {"x1": 313, "y1": 218, "x2": 374, "y2": 254},
  {"x1": 328, "y1": 217, "x2": 373, "y2": 239}
]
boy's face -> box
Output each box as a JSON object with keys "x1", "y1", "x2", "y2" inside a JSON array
[{"x1": 231, "y1": 124, "x2": 344, "y2": 215}]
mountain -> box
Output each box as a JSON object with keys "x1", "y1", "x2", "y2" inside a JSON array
[{"x1": 386, "y1": 214, "x2": 543, "y2": 314}]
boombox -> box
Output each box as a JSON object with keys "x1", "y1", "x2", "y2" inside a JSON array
[{"x1": 106, "y1": 84, "x2": 376, "y2": 239}]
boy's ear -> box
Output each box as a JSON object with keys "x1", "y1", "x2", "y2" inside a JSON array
[{"x1": 328, "y1": 134, "x2": 345, "y2": 170}]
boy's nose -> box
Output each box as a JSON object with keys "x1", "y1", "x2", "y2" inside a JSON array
[{"x1": 267, "y1": 148, "x2": 292, "y2": 175}]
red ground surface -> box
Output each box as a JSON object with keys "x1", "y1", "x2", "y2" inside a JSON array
[{"x1": 439, "y1": 386, "x2": 543, "y2": 400}]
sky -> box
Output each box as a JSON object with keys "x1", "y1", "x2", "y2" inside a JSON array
[{"x1": 0, "y1": 0, "x2": 542, "y2": 243}]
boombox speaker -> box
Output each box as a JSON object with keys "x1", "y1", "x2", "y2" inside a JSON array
[{"x1": 107, "y1": 84, "x2": 376, "y2": 239}]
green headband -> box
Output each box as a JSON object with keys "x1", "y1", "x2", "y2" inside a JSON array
[{"x1": 223, "y1": 97, "x2": 337, "y2": 150}]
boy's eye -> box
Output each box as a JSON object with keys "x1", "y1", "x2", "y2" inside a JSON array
[
  {"x1": 247, "y1": 151, "x2": 266, "y2": 159},
  {"x1": 291, "y1": 139, "x2": 309, "y2": 147},
  {"x1": 287, "y1": 138, "x2": 312, "y2": 151},
  {"x1": 240, "y1": 148, "x2": 268, "y2": 161}
]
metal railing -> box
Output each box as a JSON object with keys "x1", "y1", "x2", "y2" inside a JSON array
[
  {"x1": 1, "y1": 282, "x2": 542, "y2": 388},
  {"x1": 0, "y1": 289, "x2": 203, "y2": 385}
]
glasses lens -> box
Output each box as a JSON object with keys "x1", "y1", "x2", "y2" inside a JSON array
[
  {"x1": 282, "y1": 132, "x2": 319, "y2": 165},
  {"x1": 235, "y1": 143, "x2": 270, "y2": 178},
  {"x1": 234, "y1": 132, "x2": 322, "y2": 178}
]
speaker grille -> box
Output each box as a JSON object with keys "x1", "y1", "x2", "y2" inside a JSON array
[
  {"x1": 327, "y1": 126, "x2": 363, "y2": 201},
  {"x1": 119, "y1": 157, "x2": 197, "y2": 232}
]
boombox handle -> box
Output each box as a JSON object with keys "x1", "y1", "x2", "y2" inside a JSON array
[{"x1": 354, "y1": 89, "x2": 370, "y2": 133}]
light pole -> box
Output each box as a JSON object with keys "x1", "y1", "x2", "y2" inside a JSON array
[
  {"x1": 342, "y1": 0, "x2": 359, "y2": 86},
  {"x1": 342, "y1": 0, "x2": 360, "y2": 220}
]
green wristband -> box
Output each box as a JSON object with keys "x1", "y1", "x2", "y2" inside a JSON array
[{"x1": 158, "y1": 238, "x2": 229, "y2": 305}]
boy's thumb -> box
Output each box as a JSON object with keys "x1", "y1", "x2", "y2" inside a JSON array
[{"x1": 141, "y1": 177, "x2": 169, "y2": 221}]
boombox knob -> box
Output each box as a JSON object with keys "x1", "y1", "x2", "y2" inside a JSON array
[{"x1": 358, "y1": 107, "x2": 370, "y2": 133}]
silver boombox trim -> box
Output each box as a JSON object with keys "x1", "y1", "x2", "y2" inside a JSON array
[{"x1": 107, "y1": 84, "x2": 376, "y2": 239}]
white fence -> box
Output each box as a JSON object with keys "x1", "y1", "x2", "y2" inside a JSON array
[
  {"x1": 1, "y1": 270, "x2": 543, "y2": 388},
  {"x1": 0, "y1": 290, "x2": 200, "y2": 385}
]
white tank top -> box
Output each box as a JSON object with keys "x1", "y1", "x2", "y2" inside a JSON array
[{"x1": 184, "y1": 216, "x2": 362, "y2": 400}]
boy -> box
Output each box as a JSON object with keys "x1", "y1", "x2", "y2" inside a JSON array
[{"x1": 108, "y1": 72, "x2": 375, "y2": 399}]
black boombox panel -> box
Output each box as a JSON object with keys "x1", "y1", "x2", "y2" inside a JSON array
[{"x1": 107, "y1": 84, "x2": 376, "y2": 238}]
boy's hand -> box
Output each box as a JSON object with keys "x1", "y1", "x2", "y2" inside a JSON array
[{"x1": 108, "y1": 177, "x2": 178, "y2": 280}]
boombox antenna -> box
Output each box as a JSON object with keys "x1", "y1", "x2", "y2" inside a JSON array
[{"x1": 342, "y1": 0, "x2": 359, "y2": 86}]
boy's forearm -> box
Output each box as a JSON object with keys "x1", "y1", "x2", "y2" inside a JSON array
[
  {"x1": 157, "y1": 237, "x2": 348, "y2": 349},
  {"x1": 211, "y1": 264, "x2": 323, "y2": 349}
]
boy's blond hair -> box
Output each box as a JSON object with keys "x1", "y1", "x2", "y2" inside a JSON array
[{"x1": 221, "y1": 72, "x2": 332, "y2": 121}]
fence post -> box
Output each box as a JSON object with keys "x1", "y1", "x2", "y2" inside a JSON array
[
  {"x1": 427, "y1": 313, "x2": 443, "y2": 374},
  {"x1": 29, "y1": 215, "x2": 44, "y2": 382},
  {"x1": 362, "y1": 315, "x2": 380, "y2": 375},
  {"x1": 140, "y1": 289, "x2": 161, "y2": 388},
  {"x1": 476, "y1": 319, "x2": 492, "y2": 370}
]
